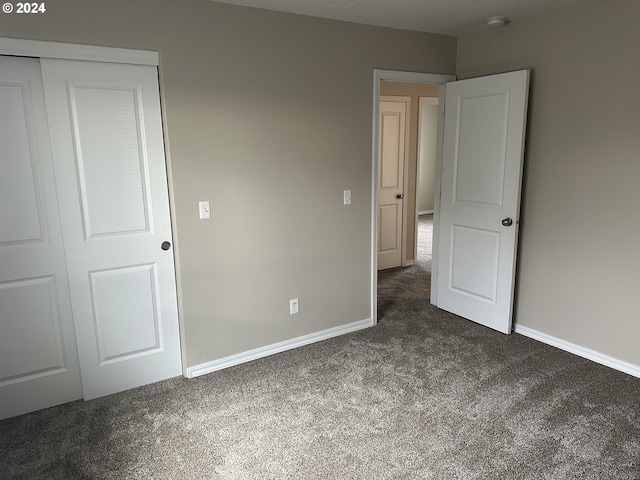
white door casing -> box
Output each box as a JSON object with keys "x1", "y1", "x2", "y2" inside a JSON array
[
  {"x1": 40, "y1": 59, "x2": 182, "y2": 399},
  {"x1": 377, "y1": 97, "x2": 409, "y2": 270},
  {"x1": 436, "y1": 70, "x2": 530, "y2": 334},
  {"x1": 0, "y1": 57, "x2": 83, "y2": 419}
]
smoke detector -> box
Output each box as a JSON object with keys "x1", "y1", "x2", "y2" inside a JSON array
[{"x1": 486, "y1": 16, "x2": 508, "y2": 27}]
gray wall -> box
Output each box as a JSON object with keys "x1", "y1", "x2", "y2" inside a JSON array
[
  {"x1": 0, "y1": 0, "x2": 456, "y2": 368},
  {"x1": 418, "y1": 102, "x2": 438, "y2": 214},
  {"x1": 457, "y1": 0, "x2": 640, "y2": 367}
]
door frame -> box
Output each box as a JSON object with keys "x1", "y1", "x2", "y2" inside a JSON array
[
  {"x1": 371, "y1": 70, "x2": 455, "y2": 324},
  {"x1": 0, "y1": 37, "x2": 187, "y2": 375}
]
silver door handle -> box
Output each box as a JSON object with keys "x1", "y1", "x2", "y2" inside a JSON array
[{"x1": 501, "y1": 218, "x2": 513, "y2": 227}]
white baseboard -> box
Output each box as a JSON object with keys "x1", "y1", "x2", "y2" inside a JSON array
[
  {"x1": 186, "y1": 318, "x2": 374, "y2": 378},
  {"x1": 419, "y1": 210, "x2": 434, "y2": 216},
  {"x1": 515, "y1": 325, "x2": 640, "y2": 378},
  {"x1": 403, "y1": 260, "x2": 415, "y2": 267}
]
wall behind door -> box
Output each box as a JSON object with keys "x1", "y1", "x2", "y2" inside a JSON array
[
  {"x1": 0, "y1": 0, "x2": 457, "y2": 370},
  {"x1": 418, "y1": 99, "x2": 439, "y2": 214}
]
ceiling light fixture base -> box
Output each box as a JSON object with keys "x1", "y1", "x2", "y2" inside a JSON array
[{"x1": 486, "y1": 16, "x2": 508, "y2": 27}]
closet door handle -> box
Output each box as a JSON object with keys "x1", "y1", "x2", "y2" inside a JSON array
[
  {"x1": 501, "y1": 218, "x2": 513, "y2": 227},
  {"x1": 396, "y1": 194, "x2": 404, "y2": 199},
  {"x1": 161, "y1": 241, "x2": 171, "y2": 251}
]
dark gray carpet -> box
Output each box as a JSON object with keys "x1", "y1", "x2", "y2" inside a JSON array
[{"x1": 1, "y1": 215, "x2": 639, "y2": 479}]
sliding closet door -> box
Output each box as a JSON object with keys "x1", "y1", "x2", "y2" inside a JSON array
[
  {"x1": 40, "y1": 59, "x2": 182, "y2": 400},
  {"x1": 0, "y1": 56, "x2": 83, "y2": 419}
]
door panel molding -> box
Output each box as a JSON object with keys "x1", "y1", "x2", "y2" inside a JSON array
[{"x1": 0, "y1": 276, "x2": 67, "y2": 385}]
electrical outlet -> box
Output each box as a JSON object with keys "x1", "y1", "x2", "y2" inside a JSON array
[
  {"x1": 199, "y1": 201, "x2": 210, "y2": 219},
  {"x1": 289, "y1": 298, "x2": 299, "y2": 315},
  {"x1": 343, "y1": 189, "x2": 352, "y2": 205}
]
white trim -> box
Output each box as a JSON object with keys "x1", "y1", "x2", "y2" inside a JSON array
[
  {"x1": 419, "y1": 210, "x2": 434, "y2": 215},
  {"x1": 371, "y1": 73, "x2": 381, "y2": 325},
  {"x1": 375, "y1": 70, "x2": 455, "y2": 85},
  {"x1": 372, "y1": 70, "x2": 455, "y2": 324},
  {"x1": 430, "y1": 86, "x2": 448, "y2": 306},
  {"x1": 186, "y1": 318, "x2": 374, "y2": 378},
  {"x1": 0, "y1": 37, "x2": 158, "y2": 65},
  {"x1": 515, "y1": 325, "x2": 640, "y2": 378}
]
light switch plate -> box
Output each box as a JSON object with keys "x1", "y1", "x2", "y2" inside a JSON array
[
  {"x1": 343, "y1": 189, "x2": 352, "y2": 205},
  {"x1": 290, "y1": 298, "x2": 299, "y2": 315},
  {"x1": 199, "y1": 201, "x2": 210, "y2": 219}
]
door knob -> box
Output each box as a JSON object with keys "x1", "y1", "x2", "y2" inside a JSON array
[
  {"x1": 161, "y1": 241, "x2": 171, "y2": 250},
  {"x1": 396, "y1": 194, "x2": 404, "y2": 199},
  {"x1": 501, "y1": 218, "x2": 513, "y2": 227}
]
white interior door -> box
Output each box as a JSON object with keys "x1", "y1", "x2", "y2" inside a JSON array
[
  {"x1": 378, "y1": 97, "x2": 409, "y2": 270},
  {"x1": 436, "y1": 70, "x2": 529, "y2": 334},
  {"x1": 40, "y1": 59, "x2": 182, "y2": 399},
  {"x1": 0, "y1": 57, "x2": 82, "y2": 419}
]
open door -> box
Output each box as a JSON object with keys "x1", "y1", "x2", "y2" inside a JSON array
[{"x1": 435, "y1": 70, "x2": 529, "y2": 334}]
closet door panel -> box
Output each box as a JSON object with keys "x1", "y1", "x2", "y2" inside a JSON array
[
  {"x1": 41, "y1": 59, "x2": 182, "y2": 400},
  {"x1": 0, "y1": 56, "x2": 83, "y2": 420}
]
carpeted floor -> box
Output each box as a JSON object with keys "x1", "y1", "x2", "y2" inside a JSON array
[{"x1": 1, "y1": 215, "x2": 639, "y2": 479}]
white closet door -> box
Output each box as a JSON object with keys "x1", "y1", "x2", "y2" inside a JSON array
[
  {"x1": 0, "y1": 57, "x2": 82, "y2": 419},
  {"x1": 41, "y1": 59, "x2": 182, "y2": 400}
]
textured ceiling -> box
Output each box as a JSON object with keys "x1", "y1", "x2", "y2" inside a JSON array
[{"x1": 211, "y1": 0, "x2": 586, "y2": 36}]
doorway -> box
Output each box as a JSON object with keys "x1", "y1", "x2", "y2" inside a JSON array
[
  {"x1": 373, "y1": 69, "x2": 530, "y2": 334},
  {"x1": 376, "y1": 88, "x2": 437, "y2": 314},
  {"x1": 371, "y1": 70, "x2": 455, "y2": 324}
]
